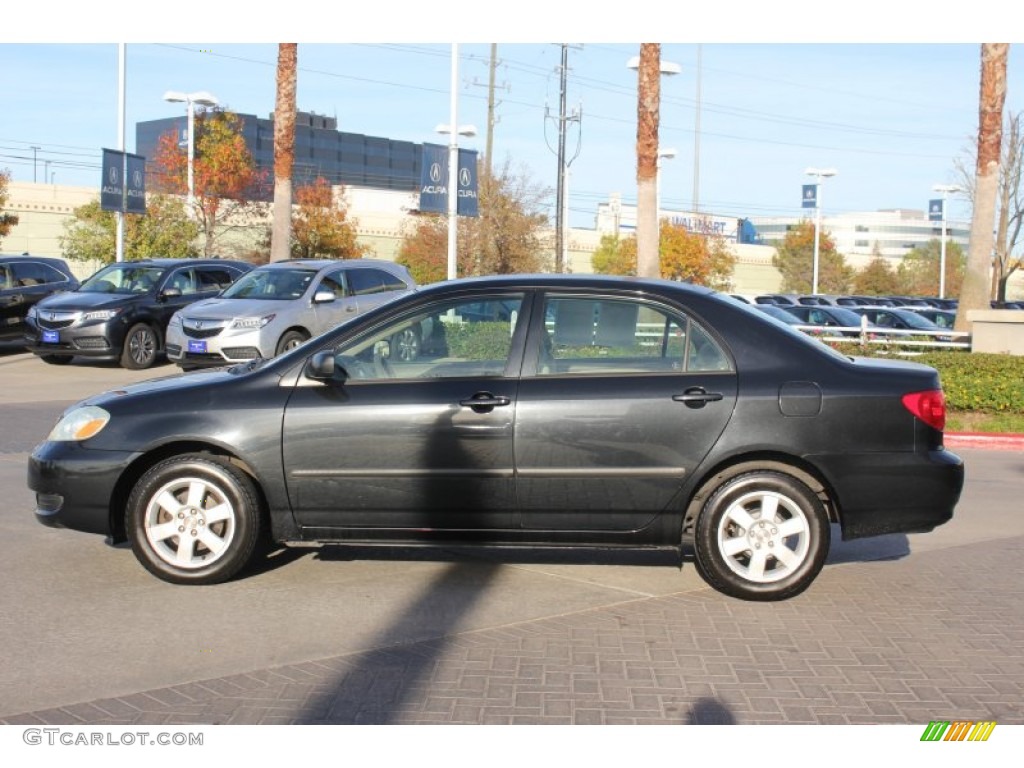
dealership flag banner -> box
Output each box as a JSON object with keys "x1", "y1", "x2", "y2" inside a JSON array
[
  {"x1": 101, "y1": 149, "x2": 147, "y2": 215},
  {"x1": 125, "y1": 153, "x2": 147, "y2": 215},
  {"x1": 100, "y1": 149, "x2": 124, "y2": 212},
  {"x1": 929, "y1": 198, "x2": 943, "y2": 222},
  {"x1": 419, "y1": 143, "x2": 479, "y2": 217},
  {"x1": 801, "y1": 184, "x2": 817, "y2": 209}
]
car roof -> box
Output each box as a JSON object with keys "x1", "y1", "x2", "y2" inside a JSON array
[
  {"x1": 252, "y1": 258, "x2": 405, "y2": 271},
  {"x1": 108, "y1": 258, "x2": 250, "y2": 267},
  {"x1": 0, "y1": 253, "x2": 69, "y2": 264},
  {"x1": 409, "y1": 273, "x2": 719, "y2": 300}
]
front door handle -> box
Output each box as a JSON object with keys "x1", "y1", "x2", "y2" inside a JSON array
[
  {"x1": 672, "y1": 387, "x2": 724, "y2": 409},
  {"x1": 459, "y1": 392, "x2": 512, "y2": 412}
]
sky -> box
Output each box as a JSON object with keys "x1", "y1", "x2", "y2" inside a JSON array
[{"x1": 2, "y1": 2, "x2": 1020, "y2": 229}]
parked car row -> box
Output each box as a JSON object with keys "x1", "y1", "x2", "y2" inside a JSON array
[{"x1": 5, "y1": 255, "x2": 418, "y2": 370}]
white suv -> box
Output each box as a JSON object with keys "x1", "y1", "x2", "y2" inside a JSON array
[{"x1": 166, "y1": 259, "x2": 416, "y2": 368}]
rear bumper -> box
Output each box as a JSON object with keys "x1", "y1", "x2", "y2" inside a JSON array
[{"x1": 810, "y1": 448, "x2": 964, "y2": 539}]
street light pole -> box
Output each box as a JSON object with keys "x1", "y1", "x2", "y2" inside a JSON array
[
  {"x1": 434, "y1": 44, "x2": 477, "y2": 282},
  {"x1": 163, "y1": 90, "x2": 219, "y2": 219},
  {"x1": 805, "y1": 167, "x2": 837, "y2": 295},
  {"x1": 933, "y1": 184, "x2": 962, "y2": 299}
]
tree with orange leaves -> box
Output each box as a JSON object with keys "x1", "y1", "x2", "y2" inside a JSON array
[
  {"x1": 290, "y1": 177, "x2": 369, "y2": 260},
  {"x1": 151, "y1": 108, "x2": 268, "y2": 257},
  {"x1": 592, "y1": 221, "x2": 736, "y2": 289}
]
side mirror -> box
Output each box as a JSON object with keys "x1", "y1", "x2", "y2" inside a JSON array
[
  {"x1": 312, "y1": 290, "x2": 336, "y2": 304},
  {"x1": 306, "y1": 350, "x2": 336, "y2": 381},
  {"x1": 161, "y1": 287, "x2": 183, "y2": 300}
]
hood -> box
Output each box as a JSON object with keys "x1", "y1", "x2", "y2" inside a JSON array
[
  {"x1": 177, "y1": 296, "x2": 288, "y2": 321},
  {"x1": 36, "y1": 290, "x2": 138, "y2": 312},
  {"x1": 77, "y1": 366, "x2": 245, "y2": 413}
]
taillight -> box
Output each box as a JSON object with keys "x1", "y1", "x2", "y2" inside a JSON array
[{"x1": 902, "y1": 390, "x2": 946, "y2": 431}]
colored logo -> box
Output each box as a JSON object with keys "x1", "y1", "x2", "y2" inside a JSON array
[{"x1": 920, "y1": 720, "x2": 996, "y2": 742}]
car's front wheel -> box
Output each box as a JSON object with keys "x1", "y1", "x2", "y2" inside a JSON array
[
  {"x1": 126, "y1": 454, "x2": 263, "y2": 585},
  {"x1": 694, "y1": 469, "x2": 830, "y2": 601},
  {"x1": 275, "y1": 329, "x2": 309, "y2": 356},
  {"x1": 121, "y1": 323, "x2": 159, "y2": 369}
]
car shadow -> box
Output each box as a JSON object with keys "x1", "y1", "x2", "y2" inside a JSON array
[
  {"x1": 295, "y1": 404, "x2": 507, "y2": 724},
  {"x1": 825, "y1": 525, "x2": 911, "y2": 564}
]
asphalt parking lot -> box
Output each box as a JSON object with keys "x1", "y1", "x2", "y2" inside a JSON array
[{"x1": 1, "y1": 346, "x2": 1022, "y2": 727}]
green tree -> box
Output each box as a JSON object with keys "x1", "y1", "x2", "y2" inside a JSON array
[
  {"x1": 591, "y1": 234, "x2": 636, "y2": 276},
  {"x1": 0, "y1": 169, "x2": 18, "y2": 246},
  {"x1": 772, "y1": 220, "x2": 852, "y2": 294},
  {"x1": 852, "y1": 246, "x2": 901, "y2": 295},
  {"x1": 291, "y1": 177, "x2": 370, "y2": 259},
  {"x1": 151, "y1": 108, "x2": 268, "y2": 257},
  {"x1": 897, "y1": 238, "x2": 966, "y2": 297},
  {"x1": 59, "y1": 195, "x2": 199, "y2": 264}
]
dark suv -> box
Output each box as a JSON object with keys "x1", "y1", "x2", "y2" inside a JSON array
[
  {"x1": 1, "y1": 254, "x2": 79, "y2": 344},
  {"x1": 24, "y1": 258, "x2": 252, "y2": 369}
]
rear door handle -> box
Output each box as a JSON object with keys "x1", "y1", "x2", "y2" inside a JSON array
[{"x1": 672, "y1": 387, "x2": 724, "y2": 408}]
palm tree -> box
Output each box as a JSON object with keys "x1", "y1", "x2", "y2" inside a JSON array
[
  {"x1": 635, "y1": 43, "x2": 661, "y2": 279},
  {"x1": 957, "y1": 43, "x2": 1009, "y2": 331},
  {"x1": 270, "y1": 44, "x2": 298, "y2": 262}
]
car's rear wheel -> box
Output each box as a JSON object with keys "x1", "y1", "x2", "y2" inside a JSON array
[
  {"x1": 39, "y1": 354, "x2": 73, "y2": 365},
  {"x1": 694, "y1": 470, "x2": 829, "y2": 601},
  {"x1": 121, "y1": 323, "x2": 159, "y2": 369},
  {"x1": 126, "y1": 454, "x2": 262, "y2": 585},
  {"x1": 275, "y1": 329, "x2": 309, "y2": 356}
]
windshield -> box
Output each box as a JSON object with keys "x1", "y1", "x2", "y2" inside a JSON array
[
  {"x1": 80, "y1": 264, "x2": 165, "y2": 294},
  {"x1": 221, "y1": 268, "x2": 318, "y2": 300}
]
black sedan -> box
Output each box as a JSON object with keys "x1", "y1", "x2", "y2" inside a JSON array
[{"x1": 28, "y1": 275, "x2": 964, "y2": 601}]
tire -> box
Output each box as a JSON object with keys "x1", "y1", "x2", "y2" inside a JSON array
[
  {"x1": 121, "y1": 323, "x2": 159, "y2": 369},
  {"x1": 126, "y1": 454, "x2": 263, "y2": 585},
  {"x1": 40, "y1": 354, "x2": 73, "y2": 365},
  {"x1": 391, "y1": 326, "x2": 421, "y2": 362},
  {"x1": 275, "y1": 329, "x2": 309, "y2": 356},
  {"x1": 694, "y1": 470, "x2": 830, "y2": 601}
]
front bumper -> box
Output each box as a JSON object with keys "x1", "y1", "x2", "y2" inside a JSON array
[
  {"x1": 28, "y1": 441, "x2": 140, "y2": 536},
  {"x1": 166, "y1": 324, "x2": 269, "y2": 367},
  {"x1": 25, "y1": 319, "x2": 124, "y2": 361}
]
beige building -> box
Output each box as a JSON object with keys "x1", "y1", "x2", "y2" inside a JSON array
[{"x1": 2, "y1": 180, "x2": 781, "y2": 292}]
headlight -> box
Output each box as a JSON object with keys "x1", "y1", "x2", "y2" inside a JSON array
[
  {"x1": 48, "y1": 406, "x2": 111, "y2": 442},
  {"x1": 27, "y1": 306, "x2": 38, "y2": 319},
  {"x1": 82, "y1": 309, "x2": 122, "y2": 321},
  {"x1": 168, "y1": 313, "x2": 182, "y2": 327},
  {"x1": 231, "y1": 314, "x2": 276, "y2": 330}
]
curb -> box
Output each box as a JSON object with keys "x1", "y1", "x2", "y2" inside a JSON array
[{"x1": 945, "y1": 432, "x2": 1024, "y2": 451}]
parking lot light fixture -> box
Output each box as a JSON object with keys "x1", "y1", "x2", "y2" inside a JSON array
[
  {"x1": 805, "y1": 167, "x2": 838, "y2": 295},
  {"x1": 163, "y1": 90, "x2": 219, "y2": 218},
  {"x1": 932, "y1": 184, "x2": 963, "y2": 299}
]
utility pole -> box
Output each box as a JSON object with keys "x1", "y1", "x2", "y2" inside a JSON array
[
  {"x1": 486, "y1": 44, "x2": 497, "y2": 175},
  {"x1": 555, "y1": 44, "x2": 568, "y2": 274},
  {"x1": 546, "y1": 44, "x2": 582, "y2": 274}
]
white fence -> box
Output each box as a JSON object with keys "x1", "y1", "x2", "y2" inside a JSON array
[{"x1": 791, "y1": 317, "x2": 971, "y2": 352}]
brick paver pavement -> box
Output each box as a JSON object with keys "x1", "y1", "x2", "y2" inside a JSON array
[{"x1": 4, "y1": 533, "x2": 1021, "y2": 726}]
